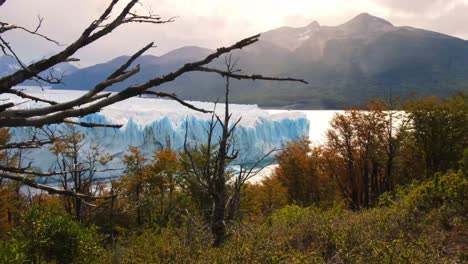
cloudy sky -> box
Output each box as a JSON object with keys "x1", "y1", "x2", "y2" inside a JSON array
[{"x1": 1, "y1": 0, "x2": 467, "y2": 66}]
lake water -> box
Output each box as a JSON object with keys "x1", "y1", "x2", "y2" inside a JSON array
[
  {"x1": 248, "y1": 110, "x2": 343, "y2": 183},
  {"x1": 267, "y1": 110, "x2": 343, "y2": 144}
]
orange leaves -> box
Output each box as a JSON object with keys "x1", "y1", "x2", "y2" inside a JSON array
[
  {"x1": 49, "y1": 127, "x2": 84, "y2": 158},
  {"x1": 123, "y1": 146, "x2": 148, "y2": 173},
  {"x1": 49, "y1": 138, "x2": 67, "y2": 154},
  {"x1": 0, "y1": 128, "x2": 18, "y2": 167},
  {"x1": 0, "y1": 128, "x2": 10, "y2": 146},
  {"x1": 0, "y1": 182, "x2": 24, "y2": 235},
  {"x1": 0, "y1": 128, "x2": 9, "y2": 161},
  {"x1": 154, "y1": 149, "x2": 177, "y2": 164},
  {"x1": 244, "y1": 176, "x2": 289, "y2": 219},
  {"x1": 119, "y1": 147, "x2": 182, "y2": 226},
  {"x1": 123, "y1": 147, "x2": 180, "y2": 186},
  {"x1": 152, "y1": 148, "x2": 178, "y2": 175},
  {"x1": 272, "y1": 139, "x2": 329, "y2": 206}
]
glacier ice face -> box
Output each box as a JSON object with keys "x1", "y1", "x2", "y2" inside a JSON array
[
  {"x1": 80, "y1": 113, "x2": 308, "y2": 162},
  {"x1": 4, "y1": 88, "x2": 309, "y2": 179}
]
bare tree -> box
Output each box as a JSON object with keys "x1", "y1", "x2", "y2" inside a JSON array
[
  {"x1": 182, "y1": 56, "x2": 296, "y2": 247},
  {"x1": 49, "y1": 124, "x2": 114, "y2": 221},
  {"x1": 0, "y1": 1, "x2": 306, "y2": 199},
  {"x1": 225, "y1": 148, "x2": 277, "y2": 222}
]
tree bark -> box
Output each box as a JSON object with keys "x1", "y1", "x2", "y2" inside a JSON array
[{"x1": 363, "y1": 161, "x2": 370, "y2": 208}]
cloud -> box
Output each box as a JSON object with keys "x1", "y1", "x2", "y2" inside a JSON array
[
  {"x1": 418, "y1": 3, "x2": 468, "y2": 38},
  {"x1": 373, "y1": 0, "x2": 457, "y2": 13}
]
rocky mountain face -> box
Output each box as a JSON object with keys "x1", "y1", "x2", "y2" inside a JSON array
[{"x1": 4, "y1": 13, "x2": 468, "y2": 109}]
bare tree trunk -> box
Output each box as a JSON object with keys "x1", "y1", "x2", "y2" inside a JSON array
[
  {"x1": 75, "y1": 197, "x2": 82, "y2": 222},
  {"x1": 7, "y1": 208, "x2": 12, "y2": 224},
  {"x1": 212, "y1": 188, "x2": 226, "y2": 247},
  {"x1": 384, "y1": 110, "x2": 395, "y2": 193},
  {"x1": 385, "y1": 154, "x2": 393, "y2": 192},
  {"x1": 226, "y1": 185, "x2": 241, "y2": 221},
  {"x1": 347, "y1": 152, "x2": 359, "y2": 210},
  {"x1": 110, "y1": 184, "x2": 116, "y2": 248},
  {"x1": 165, "y1": 176, "x2": 174, "y2": 224},
  {"x1": 136, "y1": 182, "x2": 142, "y2": 226},
  {"x1": 363, "y1": 160, "x2": 370, "y2": 208},
  {"x1": 211, "y1": 71, "x2": 231, "y2": 247}
]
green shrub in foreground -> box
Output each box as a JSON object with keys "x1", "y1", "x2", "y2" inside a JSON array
[
  {"x1": 8, "y1": 206, "x2": 104, "y2": 264},
  {"x1": 0, "y1": 239, "x2": 28, "y2": 264}
]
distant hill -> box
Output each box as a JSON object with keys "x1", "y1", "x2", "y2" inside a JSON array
[
  {"x1": 3, "y1": 13, "x2": 468, "y2": 109},
  {"x1": 0, "y1": 55, "x2": 21, "y2": 76},
  {"x1": 0, "y1": 56, "x2": 79, "y2": 86}
]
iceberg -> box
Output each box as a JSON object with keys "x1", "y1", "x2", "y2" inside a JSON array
[{"x1": 3, "y1": 88, "x2": 309, "y2": 179}]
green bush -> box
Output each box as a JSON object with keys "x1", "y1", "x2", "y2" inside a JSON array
[
  {"x1": 403, "y1": 171, "x2": 468, "y2": 227},
  {"x1": 0, "y1": 239, "x2": 28, "y2": 264},
  {"x1": 10, "y1": 206, "x2": 104, "y2": 264},
  {"x1": 113, "y1": 225, "x2": 212, "y2": 264}
]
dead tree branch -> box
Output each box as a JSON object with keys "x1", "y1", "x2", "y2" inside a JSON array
[
  {"x1": 0, "y1": 172, "x2": 114, "y2": 199},
  {"x1": 142, "y1": 91, "x2": 212, "y2": 113},
  {"x1": 0, "y1": 138, "x2": 56, "y2": 150},
  {"x1": 194, "y1": 66, "x2": 308, "y2": 84},
  {"x1": 0, "y1": 16, "x2": 60, "y2": 44},
  {"x1": 63, "y1": 120, "x2": 123, "y2": 129}
]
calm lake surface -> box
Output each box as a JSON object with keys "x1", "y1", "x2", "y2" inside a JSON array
[{"x1": 267, "y1": 110, "x2": 344, "y2": 144}]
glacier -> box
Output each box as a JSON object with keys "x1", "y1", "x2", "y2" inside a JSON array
[{"x1": 3, "y1": 88, "x2": 309, "y2": 180}]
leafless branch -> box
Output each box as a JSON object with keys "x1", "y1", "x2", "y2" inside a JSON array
[
  {"x1": 0, "y1": 102, "x2": 14, "y2": 112},
  {"x1": 0, "y1": 172, "x2": 114, "y2": 199},
  {"x1": 142, "y1": 91, "x2": 212, "y2": 113},
  {"x1": 0, "y1": 138, "x2": 56, "y2": 150},
  {"x1": 0, "y1": 17, "x2": 61, "y2": 45},
  {"x1": 64, "y1": 120, "x2": 123, "y2": 129},
  {"x1": 194, "y1": 66, "x2": 308, "y2": 84},
  {"x1": 0, "y1": 33, "x2": 62, "y2": 85},
  {"x1": 0, "y1": 165, "x2": 121, "y2": 177},
  {"x1": 238, "y1": 148, "x2": 277, "y2": 182},
  {"x1": 7, "y1": 88, "x2": 58, "y2": 105}
]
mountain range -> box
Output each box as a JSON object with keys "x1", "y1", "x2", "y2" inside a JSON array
[{"x1": 3, "y1": 13, "x2": 468, "y2": 109}]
